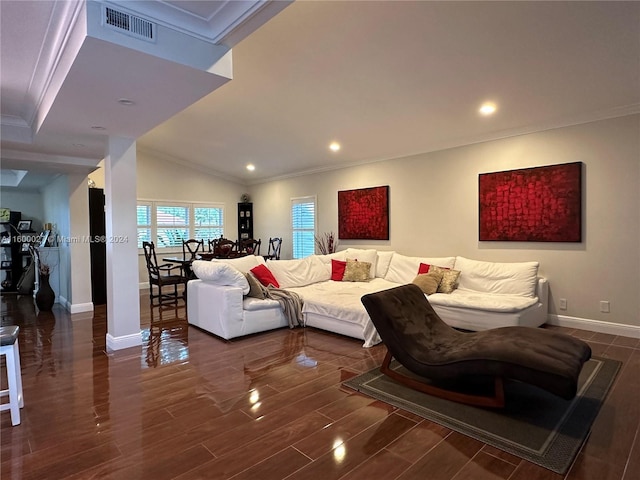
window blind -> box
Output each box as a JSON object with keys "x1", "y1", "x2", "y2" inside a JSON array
[{"x1": 291, "y1": 196, "x2": 316, "y2": 259}]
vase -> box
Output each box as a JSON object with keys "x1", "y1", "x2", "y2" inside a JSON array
[{"x1": 36, "y1": 273, "x2": 55, "y2": 311}]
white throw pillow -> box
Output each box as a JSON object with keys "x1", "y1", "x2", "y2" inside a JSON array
[
  {"x1": 191, "y1": 260, "x2": 250, "y2": 294},
  {"x1": 211, "y1": 255, "x2": 265, "y2": 273},
  {"x1": 384, "y1": 253, "x2": 456, "y2": 284},
  {"x1": 344, "y1": 248, "x2": 378, "y2": 279},
  {"x1": 453, "y1": 256, "x2": 539, "y2": 297},
  {"x1": 266, "y1": 256, "x2": 330, "y2": 288},
  {"x1": 375, "y1": 251, "x2": 395, "y2": 278}
]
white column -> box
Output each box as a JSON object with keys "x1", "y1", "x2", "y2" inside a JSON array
[{"x1": 104, "y1": 136, "x2": 141, "y2": 350}]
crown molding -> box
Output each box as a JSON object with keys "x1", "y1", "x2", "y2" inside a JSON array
[{"x1": 247, "y1": 105, "x2": 640, "y2": 186}]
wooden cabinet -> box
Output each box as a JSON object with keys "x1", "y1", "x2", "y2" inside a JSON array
[{"x1": 238, "y1": 202, "x2": 253, "y2": 240}]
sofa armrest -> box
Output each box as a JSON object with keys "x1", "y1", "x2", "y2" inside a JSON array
[
  {"x1": 536, "y1": 277, "x2": 549, "y2": 314},
  {"x1": 187, "y1": 279, "x2": 244, "y2": 339}
]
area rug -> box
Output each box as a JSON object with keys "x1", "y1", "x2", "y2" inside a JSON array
[{"x1": 344, "y1": 356, "x2": 620, "y2": 474}]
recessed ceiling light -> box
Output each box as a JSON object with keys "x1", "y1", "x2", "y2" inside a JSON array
[
  {"x1": 117, "y1": 98, "x2": 135, "y2": 106},
  {"x1": 246, "y1": 164, "x2": 255, "y2": 171},
  {"x1": 91, "y1": 126, "x2": 106, "y2": 130},
  {"x1": 329, "y1": 142, "x2": 341, "y2": 152},
  {"x1": 479, "y1": 102, "x2": 497, "y2": 116}
]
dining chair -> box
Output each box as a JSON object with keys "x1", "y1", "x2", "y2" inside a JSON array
[
  {"x1": 265, "y1": 237, "x2": 282, "y2": 260},
  {"x1": 182, "y1": 239, "x2": 204, "y2": 261},
  {"x1": 215, "y1": 238, "x2": 238, "y2": 258},
  {"x1": 142, "y1": 241, "x2": 186, "y2": 306},
  {"x1": 239, "y1": 238, "x2": 261, "y2": 256}
]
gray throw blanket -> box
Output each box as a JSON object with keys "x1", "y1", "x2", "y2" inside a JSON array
[{"x1": 254, "y1": 280, "x2": 303, "y2": 328}]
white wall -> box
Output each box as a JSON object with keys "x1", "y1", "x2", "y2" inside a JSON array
[
  {"x1": 136, "y1": 149, "x2": 248, "y2": 283},
  {"x1": 0, "y1": 191, "x2": 45, "y2": 232},
  {"x1": 41, "y1": 176, "x2": 69, "y2": 304},
  {"x1": 250, "y1": 115, "x2": 640, "y2": 329}
]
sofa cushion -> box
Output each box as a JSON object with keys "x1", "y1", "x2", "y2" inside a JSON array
[
  {"x1": 344, "y1": 248, "x2": 378, "y2": 278},
  {"x1": 384, "y1": 254, "x2": 456, "y2": 284},
  {"x1": 343, "y1": 259, "x2": 371, "y2": 282},
  {"x1": 245, "y1": 272, "x2": 267, "y2": 299},
  {"x1": 331, "y1": 259, "x2": 347, "y2": 281},
  {"x1": 192, "y1": 260, "x2": 250, "y2": 294},
  {"x1": 412, "y1": 271, "x2": 443, "y2": 295},
  {"x1": 430, "y1": 265, "x2": 461, "y2": 294},
  {"x1": 251, "y1": 264, "x2": 280, "y2": 288},
  {"x1": 212, "y1": 254, "x2": 265, "y2": 273},
  {"x1": 266, "y1": 255, "x2": 330, "y2": 288},
  {"x1": 454, "y1": 256, "x2": 539, "y2": 297},
  {"x1": 376, "y1": 251, "x2": 395, "y2": 278}
]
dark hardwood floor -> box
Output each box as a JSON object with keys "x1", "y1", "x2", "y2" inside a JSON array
[{"x1": 1, "y1": 291, "x2": 638, "y2": 480}]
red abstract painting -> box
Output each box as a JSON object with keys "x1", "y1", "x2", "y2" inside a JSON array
[
  {"x1": 338, "y1": 186, "x2": 389, "y2": 240},
  {"x1": 479, "y1": 162, "x2": 582, "y2": 242}
]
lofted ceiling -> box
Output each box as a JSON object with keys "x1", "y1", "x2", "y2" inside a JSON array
[{"x1": 1, "y1": 1, "x2": 639, "y2": 189}]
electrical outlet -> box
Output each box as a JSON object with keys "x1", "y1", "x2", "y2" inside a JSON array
[
  {"x1": 600, "y1": 301, "x2": 610, "y2": 313},
  {"x1": 559, "y1": 298, "x2": 567, "y2": 310}
]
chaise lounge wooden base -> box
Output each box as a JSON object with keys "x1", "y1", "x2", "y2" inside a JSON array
[{"x1": 361, "y1": 284, "x2": 592, "y2": 408}]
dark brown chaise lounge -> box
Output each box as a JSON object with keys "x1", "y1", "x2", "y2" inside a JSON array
[{"x1": 361, "y1": 284, "x2": 592, "y2": 408}]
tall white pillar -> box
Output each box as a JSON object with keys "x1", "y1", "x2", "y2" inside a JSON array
[{"x1": 104, "y1": 136, "x2": 141, "y2": 350}]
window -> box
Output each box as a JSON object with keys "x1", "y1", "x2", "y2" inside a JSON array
[
  {"x1": 136, "y1": 203, "x2": 151, "y2": 248},
  {"x1": 291, "y1": 196, "x2": 316, "y2": 259},
  {"x1": 137, "y1": 201, "x2": 224, "y2": 250},
  {"x1": 194, "y1": 206, "x2": 224, "y2": 241},
  {"x1": 156, "y1": 204, "x2": 189, "y2": 248}
]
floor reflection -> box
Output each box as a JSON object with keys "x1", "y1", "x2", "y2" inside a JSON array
[{"x1": 142, "y1": 303, "x2": 189, "y2": 368}]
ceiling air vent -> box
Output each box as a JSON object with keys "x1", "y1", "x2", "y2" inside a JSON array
[{"x1": 103, "y1": 6, "x2": 155, "y2": 42}]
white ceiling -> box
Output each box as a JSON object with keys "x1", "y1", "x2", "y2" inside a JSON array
[{"x1": 1, "y1": 1, "x2": 639, "y2": 188}]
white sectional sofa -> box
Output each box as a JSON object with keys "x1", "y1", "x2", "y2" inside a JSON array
[{"x1": 187, "y1": 249, "x2": 548, "y2": 347}]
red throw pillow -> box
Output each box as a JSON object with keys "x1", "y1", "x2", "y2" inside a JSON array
[
  {"x1": 418, "y1": 263, "x2": 431, "y2": 274},
  {"x1": 250, "y1": 264, "x2": 280, "y2": 288},
  {"x1": 331, "y1": 259, "x2": 347, "y2": 281}
]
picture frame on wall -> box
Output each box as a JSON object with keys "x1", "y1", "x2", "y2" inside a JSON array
[
  {"x1": 478, "y1": 162, "x2": 582, "y2": 242},
  {"x1": 17, "y1": 220, "x2": 32, "y2": 231},
  {"x1": 338, "y1": 185, "x2": 390, "y2": 240}
]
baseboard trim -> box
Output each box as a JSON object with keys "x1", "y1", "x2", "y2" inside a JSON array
[
  {"x1": 106, "y1": 332, "x2": 142, "y2": 351},
  {"x1": 69, "y1": 302, "x2": 94, "y2": 314},
  {"x1": 139, "y1": 282, "x2": 149, "y2": 289},
  {"x1": 547, "y1": 314, "x2": 640, "y2": 339}
]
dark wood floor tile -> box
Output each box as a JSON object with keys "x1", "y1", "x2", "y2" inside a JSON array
[
  {"x1": 1, "y1": 291, "x2": 637, "y2": 480},
  {"x1": 480, "y1": 445, "x2": 522, "y2": 466},
  {"x1": 339, "y1": 448, "x2": 412, "y2": 480},
  {"x1": 227, "y1": 446, "x2": 311, "y2": 480},
  {"x1": 572, "y1": 329, "x2": 596, "y2": 340},
  {"x1": 612, "y1": 336, "x2": 639, "y2": 349},
  {"x1": 581, "y1": 349, "x2": 640, "y2": 467},
  {"x1": 395, "y1": 432, "x2": 483, "y2": 480},
  {"x1": 241, "y1": 370, "x2": 351, "y2": 420},
  {"x1": 621, "y1": 428, "x2": 640, "y2": 480},
  {"x1": 385, "y1": 420, "x2": 450, "y2": 464},
  {"x1": 203, "y1": 386, "x2": 347, "y2": 457},
  {"x1": 293, "y1": 401, "x2": 401, "y2": 459},
  {"x1": 590, "y1": 333, "x2": 617, "y2": 345},
  {"x1": 509, "y1": 461, "x2": 565, "y2": 480},
  {"x1": 175, "y1": 411, "x2": 332, "y2": 480},
  {"x1": 21, "y1": 441, "x2": 122, "y2": 480},
  {"x1": 317, "y1": 391, "x2": 382, "y2": 421},
  {"x1": 113, "y1": 444, "x2": 215, "y2": 480},
  {"x1": 286, "y1": 412, "x2": 416, "y2": 480},
  {"x1": 566, "y1": 452, "x2": 624, "y2": 480},
  {"x1": 450, "y1": 451, "x2": 516, "y2": 480}
]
